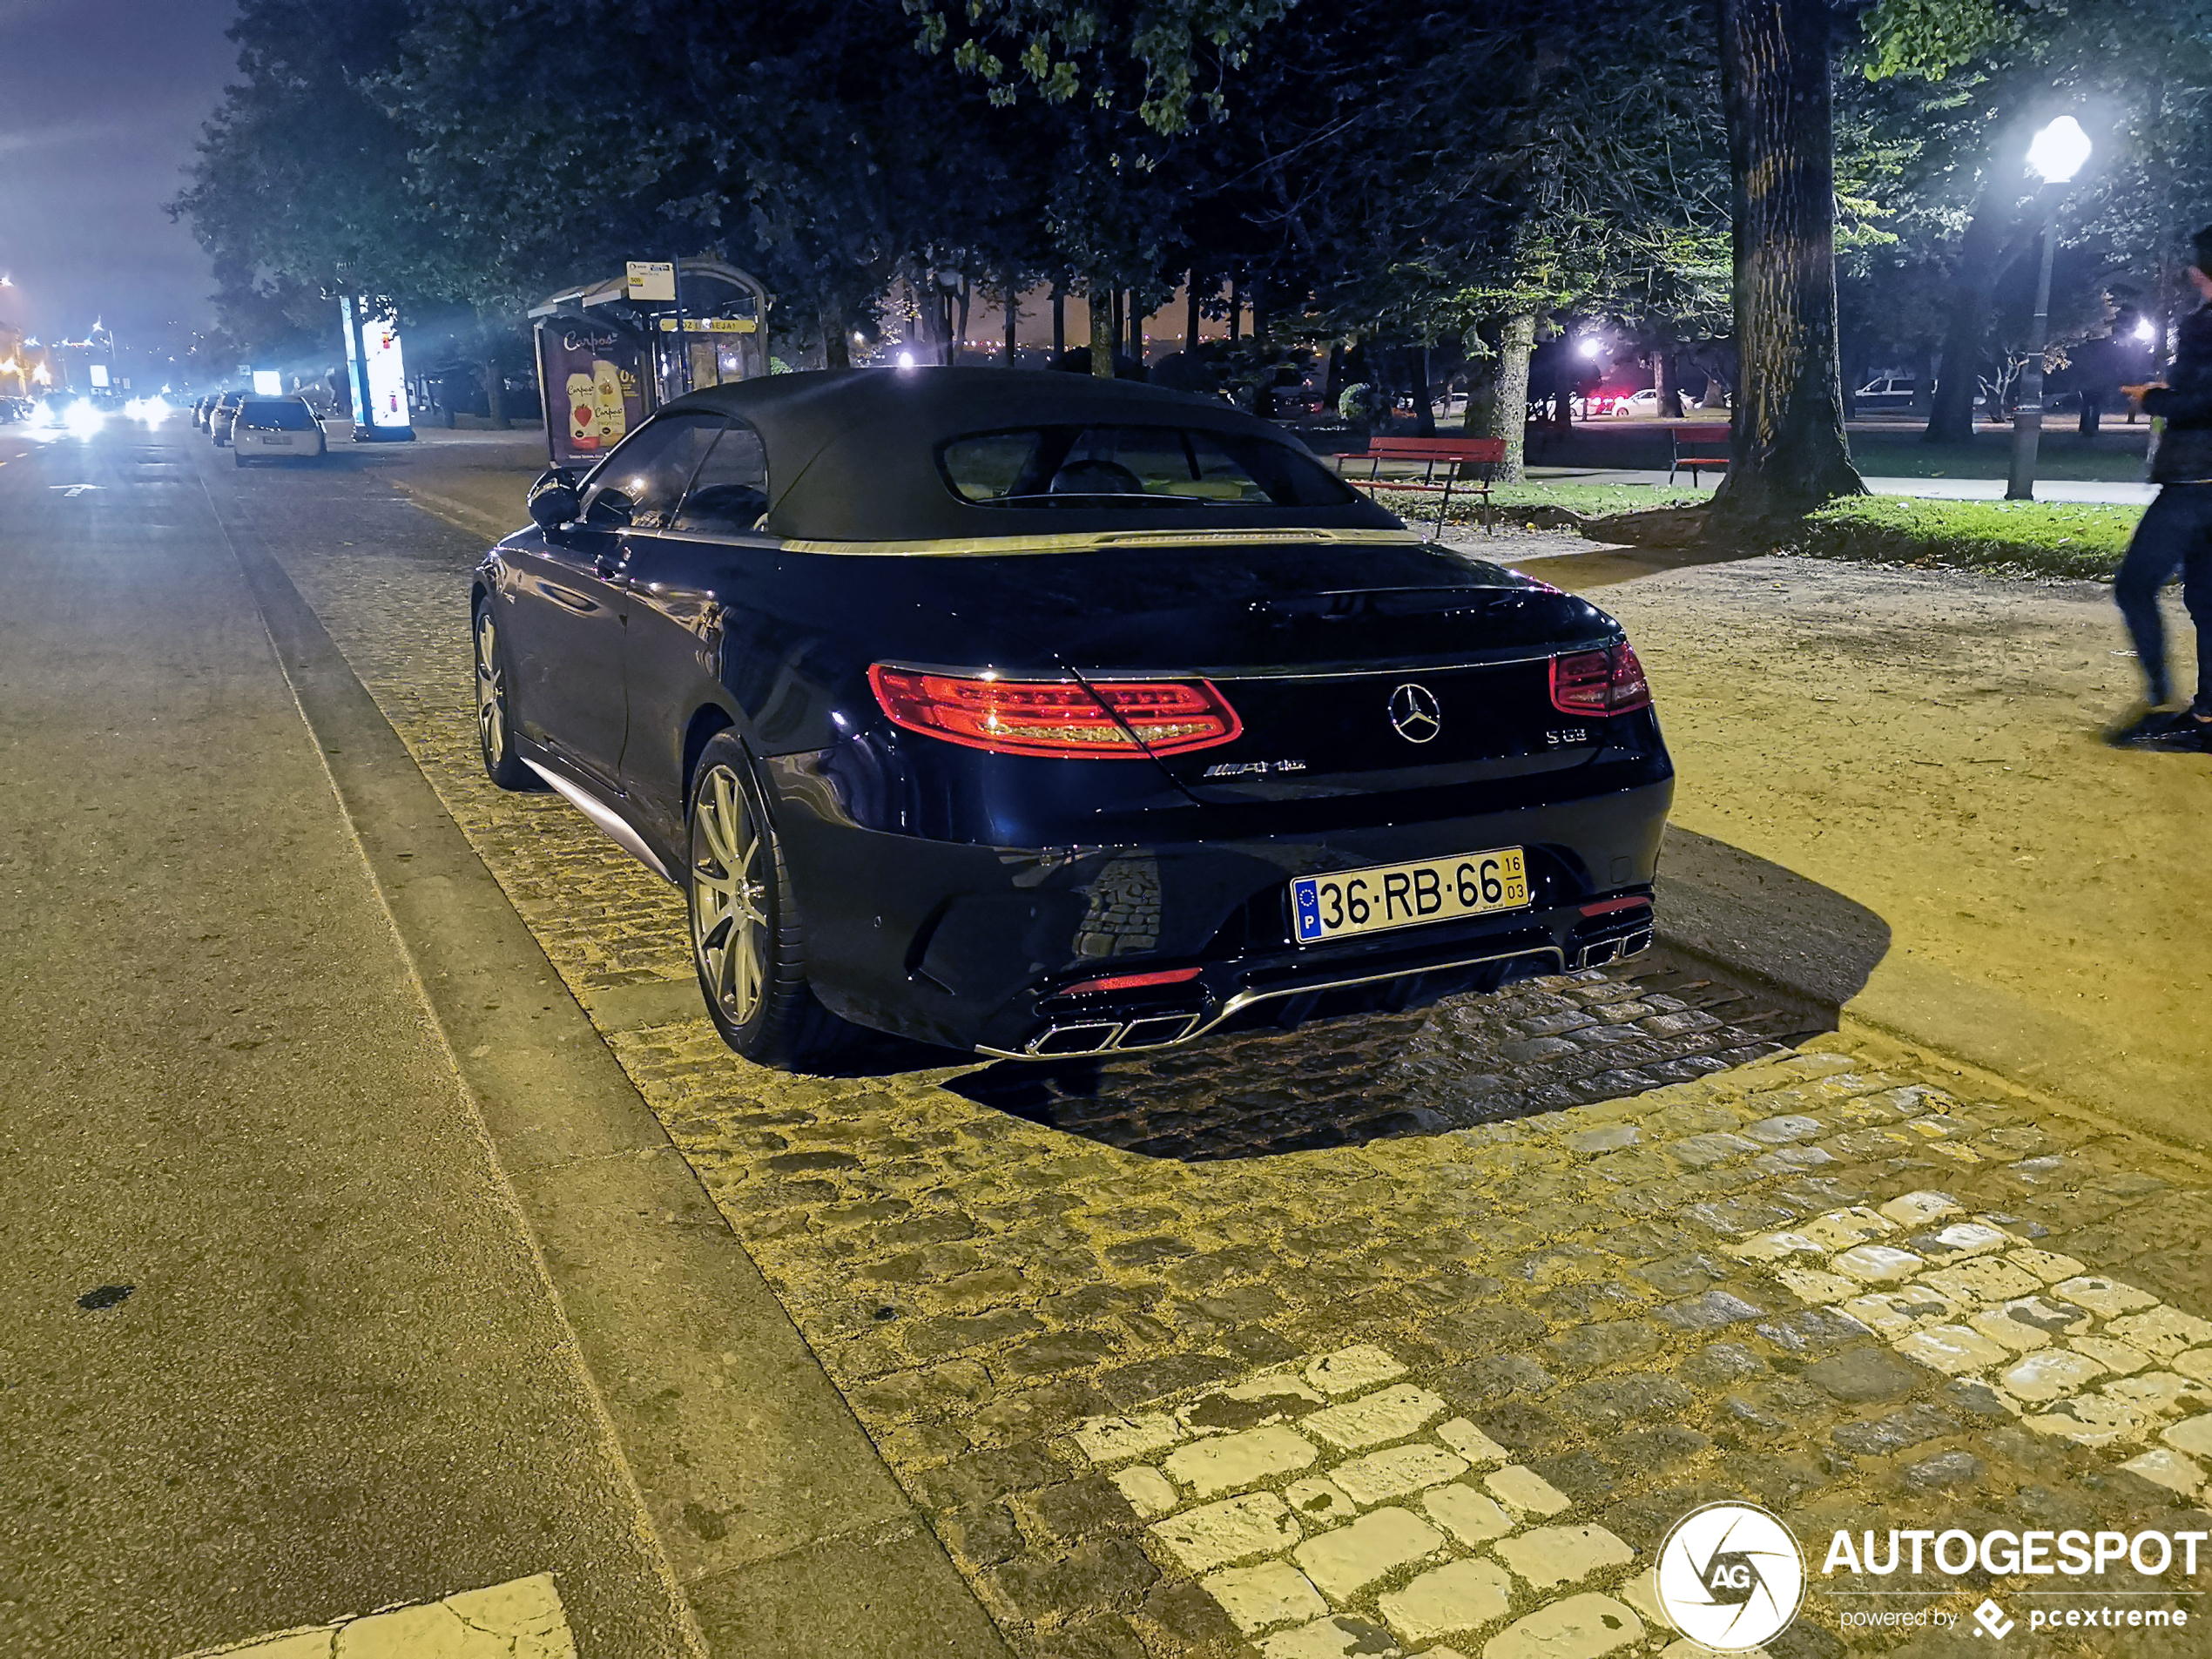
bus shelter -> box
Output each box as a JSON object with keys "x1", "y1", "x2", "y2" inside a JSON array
[{"x1": 529, "y1": 259, "x2": 772, "y2": 467}]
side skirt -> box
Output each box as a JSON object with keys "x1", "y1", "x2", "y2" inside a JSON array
[{"x1": 523, "y1": 759, "x2": 678, "y2": 886}]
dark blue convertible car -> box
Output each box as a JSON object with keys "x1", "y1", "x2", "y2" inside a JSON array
[{"x1": 474, "y1": 369, "x2": 1671, "y2": 1067}]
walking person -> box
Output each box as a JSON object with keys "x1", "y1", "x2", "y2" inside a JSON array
[{"x1": 2110, "y1": 225, "x2": 2212, "y2": 751}]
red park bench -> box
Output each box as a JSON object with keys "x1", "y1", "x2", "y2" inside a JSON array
[
  {"x1": 1332, "y1": 435, "x2": 1507, "y2": 533},
  {"x1": 1668, "y1": 427, "x2": 1730, "y2": 486}
]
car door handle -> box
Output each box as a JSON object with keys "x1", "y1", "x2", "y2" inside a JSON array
[{"x1": 535, "y1": 580, "x2": 597, "y2": 614}]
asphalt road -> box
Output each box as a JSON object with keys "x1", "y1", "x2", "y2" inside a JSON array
[{"x1": 0, "y1": 418, "x2": 698, "y2": 1656}]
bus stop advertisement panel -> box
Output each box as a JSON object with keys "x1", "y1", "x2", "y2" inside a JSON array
[
  {"x1": 537, "y1": 320, "x2": 647, "y2": 468},
  {"x1": 341, "y1": 297, "x2": 415, "y2": 441}
]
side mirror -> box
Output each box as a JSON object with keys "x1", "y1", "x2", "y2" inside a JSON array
[{"x1": 527, "y1": 471, "x2": 581, "y2": 529}]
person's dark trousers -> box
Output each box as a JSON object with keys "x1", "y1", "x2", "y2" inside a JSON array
[{"x1": 2114, "y1": 482, "x2": 2212, "y2": 712}]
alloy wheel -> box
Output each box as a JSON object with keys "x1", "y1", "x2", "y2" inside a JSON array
[
  {"x1": 691, "y1": 765, "x2": 770, "y2": 1026},
  {"x1": 474, "y1": 605, "x2": 507, "y2": 762}
]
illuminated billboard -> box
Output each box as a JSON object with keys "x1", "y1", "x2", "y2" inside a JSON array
[{"x1": 341, "y1": 298, "x2": 415, "y2": 439}]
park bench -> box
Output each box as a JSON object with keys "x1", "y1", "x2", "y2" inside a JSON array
[
  {"x1": 1332, "y1": 435, "x2": 1507, "y2": 531},
  {"x1": 1667, "y1": 427, "x2": 1730, "y2": 486}
]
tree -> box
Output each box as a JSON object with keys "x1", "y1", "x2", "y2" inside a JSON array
[{"x1": 1710, "y1": 0, "x2": 1865, "y2": 520}]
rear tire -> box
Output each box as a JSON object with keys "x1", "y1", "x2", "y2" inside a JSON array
[
  {"x1": 473, "y1": 598, "x2": 538, "y2": 791},
  {"x1": 686, "y1": 732, "x2": 857, "y2": 1069}
]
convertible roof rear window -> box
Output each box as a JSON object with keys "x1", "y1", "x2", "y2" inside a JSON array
[{"x1": 939, "y1": 424, "x2": 1355, "y2": 511}]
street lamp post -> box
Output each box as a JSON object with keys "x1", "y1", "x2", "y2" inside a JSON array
[{"x1": 2006, "y1": 116, "x2": 2094, "y2": 501}]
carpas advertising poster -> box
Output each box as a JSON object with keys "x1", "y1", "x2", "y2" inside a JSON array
[{"x1": 538, "y1": 323, "x2": 644, "y2": 467}]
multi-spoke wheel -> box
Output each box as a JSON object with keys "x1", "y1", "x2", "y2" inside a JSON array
[
  {"x1": 473, "y1": 599, "x2": 537, "y2": 790},
  {"x1": 685, "y1": 731, "x2": 856, "y2": 1068}
]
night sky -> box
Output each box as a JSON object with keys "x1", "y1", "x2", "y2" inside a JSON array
[{"x1": 0, "y1": 0, "x2": 238, "y2": 349}]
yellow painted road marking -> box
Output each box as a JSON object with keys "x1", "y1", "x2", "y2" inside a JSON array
[{"x1": 174, "y1": 1572, "x2": 576, "y2": 1658}]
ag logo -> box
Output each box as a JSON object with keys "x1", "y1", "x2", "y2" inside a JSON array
[
  {"x1": 1388, "y1": 682, "x2": 1442, "y2": 744},
  {"x1": 1655, "y1": 1501, "x2": 1804, "y2": 1651}
]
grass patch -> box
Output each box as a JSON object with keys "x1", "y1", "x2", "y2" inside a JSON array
[
  {"x1": 1846, "y1": 430, "x2": 2151, "y2": 483},
  {"x1": 1785, "y1": 496, "x2": 2141, "y2": 578}
]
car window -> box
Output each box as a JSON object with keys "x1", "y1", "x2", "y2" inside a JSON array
[
  {"x1": 239, "y1": 400, "x2": 316, "y2": 430},
  {"x1": 581, "y1": 412, "x2": 725, "y2": 529},
  {"x1": 671, "y1": 421, "x2": 769, "y2": 534},
  {"x1": 939, "y1": 424, "x2": 1355, "y2": 510}
]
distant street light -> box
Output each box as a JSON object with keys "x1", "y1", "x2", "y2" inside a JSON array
[
  {"x1": 2134, "y1": 317, "x2": 2158, "y2": 345},
  {"x1": 2008, "y1": 116, "x2": 2093, "y2": 500},
  {"x1": 1576, "y1": 337, "x2": 1603, "y2": 360}
]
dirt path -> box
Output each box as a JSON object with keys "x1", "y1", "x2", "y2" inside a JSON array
[{"x1": 1550, "y1": 550, "x2": 2210, "y2": 1146}]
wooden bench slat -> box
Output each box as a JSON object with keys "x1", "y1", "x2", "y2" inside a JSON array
[{"x1": 1330, "y1": 435, "x2": 1507, "y2": 534}]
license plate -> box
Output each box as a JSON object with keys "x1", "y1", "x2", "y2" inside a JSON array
[{"x1": 1291, "y1": 847, "x2": 1529, "y2": 944}]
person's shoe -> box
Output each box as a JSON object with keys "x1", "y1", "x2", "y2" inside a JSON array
[
  {"x1": 2105, "y1": 707, "x2": 2184, "y2": 746},
  {"x1": 2110, "y1": 710, "x2": 2212, "y2": 751}
]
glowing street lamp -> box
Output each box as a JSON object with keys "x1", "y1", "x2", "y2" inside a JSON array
[
  {"x1": 2134, "y1": 317, "x2": 2158, "y2": 346},
  {"x1": 2007, "y1": 116, "x2": 2093, "y2": 500}
]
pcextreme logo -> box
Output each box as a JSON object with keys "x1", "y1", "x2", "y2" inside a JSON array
[{"x1": 1655, "y1": 1501, "x2": 1807, "y2": 1651}]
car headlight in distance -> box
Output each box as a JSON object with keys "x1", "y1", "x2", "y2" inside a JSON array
[
  {"x1": 63, "y1": 402, "x2": 105, "y2": 438},
  {"x1": 869, "y1": 665, "x2": 1243, "y2": 757},
  {"x1": 1549, "y1": 643, "x2": 1652, "y2": 715}
]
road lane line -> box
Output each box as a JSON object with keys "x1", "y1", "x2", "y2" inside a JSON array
[{"x1": 175, "y1": 1572, "x2": 577, "y2": 1658}]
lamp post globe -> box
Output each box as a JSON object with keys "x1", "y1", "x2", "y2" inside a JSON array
[{"x1": 2007, "y1": 116, "x2": 2093, "y2": 501}]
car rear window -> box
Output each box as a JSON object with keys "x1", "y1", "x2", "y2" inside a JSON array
[
  {"x1": 939, "y1": 424, "x2": 1355, "y2": 510},
  {"x1": 240, "y1": 400, "x2": 316, "y2": 430}
]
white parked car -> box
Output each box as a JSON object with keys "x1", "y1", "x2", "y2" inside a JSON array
[
  {"x1": 229, "y1": 397, "x2": 327, "y2": 463},
  {"x1": 1853, "y1": 377, "x2": 1919, "y2": 409},
  {"x1": 1607, "y1": 388, "x2": 1662, "y2": 417}
]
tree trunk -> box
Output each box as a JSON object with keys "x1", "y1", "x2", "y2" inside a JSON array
[
  {"x1": 952, "y1": 278, "x2": 971, "y2": 368},
  {"x1": 1004, "y1": 276, "x2": 1019, "y2": 366},
  {"x1": 1324, "y1": 341, "x2": 1346, "y2": 409},
  {"x1": 1089, "y1": 283, "x2": 1113, "y2": 377},
  {"x1": 1228, "y1": 282, "x2": 1242, "y2": 342},
  {"x1": 822, "y1": 302, "x2": 851, "y2": 369},
  {"x1": 1479, "y1": 313, "x2": 1536, "y2": 483},
  {"x1": 1713, "y1": 0, "x2": 1865, "y2": 520},
  {"x1": 479, "y1": 356, "x2": 508, "y2": 428},
  {"x1": 1654, "y1": 344, "x2": 1683, "y2": 419},
  {"x1": 1925, "y1": 122, "x2": 2035, "y2": 444},
  {"x1": 1414, "y1": 345, "x2": 1436, "y2": 436},
  {"x1": 1185, "y1": 272, "x2": 1200, "y2": 354},
  {"x1": 1127, "y1": 289, "x2": 1143, "y2": 362},
  {"x1": 1052, "y1": 285, "x2": 1066, "y2": 357}
]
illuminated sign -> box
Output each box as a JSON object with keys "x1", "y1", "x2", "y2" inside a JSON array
[
  {"x1": 341, "y1": 299, "x2": 412, "y2": 433},
  {"x1": 656, "y1": 316, "x2": 757, "y2": 334},
  {"x1": 89, "y1": 364, "x2": 111, "y2": 388},
  {"x1": 626, "y1": 261, "x2": 677, "y2": 302}
]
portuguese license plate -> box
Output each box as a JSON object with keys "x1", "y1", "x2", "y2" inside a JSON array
[{"x1": 1291, "y1": 847, "x2": 1530, "y2": 944}]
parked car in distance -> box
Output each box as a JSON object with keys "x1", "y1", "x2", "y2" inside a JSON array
[
  {"x1": 230, "y1": 396, "x2": 327, "y2": 464},
  {"x1": 208, "y1": 392, "x2": 245, "y2": 445},
  {"x1": 1853, "y1": 377, "x2": 1918, "y2": 409},
  {"x1": 1606, "y1": 388, "x2": 1663, "y2": 417},
  {"x1": 474, "y1": 368, "x2": 1673, "y2": 1069},
  {"x1": 192, "y1": 395, "x2": 216, "y2": 431}
]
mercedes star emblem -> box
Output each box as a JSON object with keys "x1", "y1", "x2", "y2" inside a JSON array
[{"x1": 1388, "y1": 682, "x2": 1442, "y2": 744}]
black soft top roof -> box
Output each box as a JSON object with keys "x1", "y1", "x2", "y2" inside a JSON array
[{"x1": 651, "y1": 367, "x2": 1400, "y2": 543}]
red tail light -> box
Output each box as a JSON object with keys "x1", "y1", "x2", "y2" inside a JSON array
[
  {"x1": 1057, "y1": 966, "x2": 1205, "y2": 996},
  {"x1": 868, "y1": 665, "x2": 1244, "y2": 758},
  {"x1": 1549, "y1": 643, "x2": 1652, "y2": 716}
]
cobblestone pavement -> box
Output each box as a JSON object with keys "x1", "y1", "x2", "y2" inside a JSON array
[{"x1": 252, "y1": 497, "x2": 2212, "y2": 1659}]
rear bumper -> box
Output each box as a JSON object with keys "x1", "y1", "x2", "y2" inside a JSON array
[{"x1": 772, "y1": 769, "x2": 1673, "y2": 1055}]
